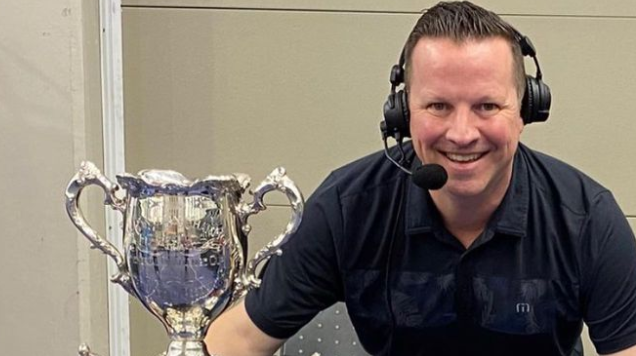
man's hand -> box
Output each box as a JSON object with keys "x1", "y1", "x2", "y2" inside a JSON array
[{"x1": 205, "y1": 300, "x2": 285, "y2": 356}]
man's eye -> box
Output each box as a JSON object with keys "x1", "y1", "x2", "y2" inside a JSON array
[
  {"x1": 427, "y1": 103, "x2": 449, "y2": 113},
  {"x1": 477, "y1": 103, "x2": 500, "y2": 112}
]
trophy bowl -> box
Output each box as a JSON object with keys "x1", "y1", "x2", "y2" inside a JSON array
[{"x1": 66, "y1": 162, "x2": 304, "y2": 356}]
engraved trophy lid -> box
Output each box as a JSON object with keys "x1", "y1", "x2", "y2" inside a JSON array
[{"x1": 116, "y1": 169, "x2": 251, "y2": 197}]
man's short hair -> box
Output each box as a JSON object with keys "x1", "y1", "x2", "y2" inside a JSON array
[{"x1": 404, "y1": 1, "x2": 526, "y2": 102}]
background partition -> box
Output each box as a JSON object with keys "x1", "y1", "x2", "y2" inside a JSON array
[
  {"x1": 1, "y1": 1, "x2": 633, "y2": 356},
  {"x1": 121, "y1": 2, "x2": 636, "y2": 356}
]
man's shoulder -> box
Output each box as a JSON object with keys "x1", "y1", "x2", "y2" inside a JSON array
[{"x1": 518, "y1": 143, "x2": 610, "y2": 213}]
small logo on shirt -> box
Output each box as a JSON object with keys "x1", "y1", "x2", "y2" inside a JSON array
[{"x1": 516, "y1": 303, "x2": 531, "y2": 313}]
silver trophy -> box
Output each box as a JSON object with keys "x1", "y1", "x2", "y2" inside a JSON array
[{"x1": 65, "y1": 161, "x2": 304, "y2": 356}]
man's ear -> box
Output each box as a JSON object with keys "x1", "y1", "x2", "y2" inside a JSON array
[{"x1": 517, "y1": 116, "x2": 525, "y2": 134}]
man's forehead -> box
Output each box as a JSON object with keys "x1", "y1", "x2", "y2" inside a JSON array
[
  {"x1": 407, "y1": 37, "x2": 518, "y2": 93},
  {"x1": 412, "y1": 36, "x2": 513, "y2": 55},
  {"x1": 410, "y1": 37, "x2": 513, "y2": 69}
]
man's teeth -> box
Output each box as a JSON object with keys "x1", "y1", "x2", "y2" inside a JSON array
[{"x1": 446, "y1": 153, "x2": 482, "y2": 162}]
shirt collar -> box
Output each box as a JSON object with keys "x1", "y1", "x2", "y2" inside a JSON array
[{"x1": 404, "y1": 146, "x2": 529, "y2": 238}]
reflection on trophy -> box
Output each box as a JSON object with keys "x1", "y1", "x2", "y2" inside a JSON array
[{"x1": 65, "y1": 161, "x2": 304, "y2": 356}]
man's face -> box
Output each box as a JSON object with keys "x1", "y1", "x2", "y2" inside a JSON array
[{"x1": 408, "y1": 37, "x2": 524, "y2": 199}]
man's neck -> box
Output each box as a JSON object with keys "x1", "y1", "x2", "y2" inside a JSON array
[{"x1": 429, "y1": 175, "x2": 512, "y2": 249}]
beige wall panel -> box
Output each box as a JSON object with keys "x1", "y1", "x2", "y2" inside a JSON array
[
  {"x1": 130, "y1": 300, "x2": 167, "y2": 356},
  {"x1": 122, "y1": 0, "x2": 636, "y2": 18},
  {"x1": 514, "y1": 17, "x2": 636, "y2": 215},
  {"x1": 123, "y1": 8, "x2": 415, "y2": 198},
  {"x1": 582, "y1": 326, "x2": 596, "y2": 356}
]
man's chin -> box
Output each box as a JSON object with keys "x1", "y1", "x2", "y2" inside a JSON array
[{"x1": 440, "y1": 181, "x2": 486, "y2": 198}]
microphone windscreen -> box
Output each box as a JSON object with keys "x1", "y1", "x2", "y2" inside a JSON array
[{"x1": 412, "y1": 164, "x2": 448, "y2": 190}]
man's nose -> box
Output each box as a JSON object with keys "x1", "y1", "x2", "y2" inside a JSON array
[{"x1": 445, "y1": 108, "x2": 479, "y2": 146}]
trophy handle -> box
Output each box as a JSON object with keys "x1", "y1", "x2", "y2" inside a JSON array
[
  {"x1": 78, "y1": 343, "x2": 101, "y2": 356},
  {"x1": 235, "y1": 167, "x2": 304, "y2": 296},
  {"x1": 65, "y1": 161, "x2": 133, "y2": 292}
]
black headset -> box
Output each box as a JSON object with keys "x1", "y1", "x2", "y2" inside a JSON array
[{"x1": 381, "y1": 30, "x2": 552, "y2": 141}]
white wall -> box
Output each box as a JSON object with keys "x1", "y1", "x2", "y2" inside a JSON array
[{"x1": 0, "y1": 1, "x2": 109, "y2": 355}]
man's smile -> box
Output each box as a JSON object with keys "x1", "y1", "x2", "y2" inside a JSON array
[{"x1": 442, "y1": 151, "x2": 487, "y2": 163}]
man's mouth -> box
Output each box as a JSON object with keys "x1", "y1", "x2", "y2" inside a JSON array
[{"x1": 444, "y1": 152, "x2": 485, "y2": 163}]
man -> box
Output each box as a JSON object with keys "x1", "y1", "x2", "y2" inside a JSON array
[{"x1": 205, "y1": 2, "x2": 636, "y2": 355}]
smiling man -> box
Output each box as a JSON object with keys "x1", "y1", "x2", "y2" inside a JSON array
[
  {"x1": 205, "y1": 2, "x2": 636, "y2": 355},
  {"x1": 408, "y1": 35, "x2": 525, "y2": 249}
]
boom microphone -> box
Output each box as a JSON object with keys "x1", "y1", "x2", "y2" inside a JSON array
[
  {"x1": 380, "y1": 122, "x2": 448, "y2": 190},
  {"x1": 412, "y1": 163, "x2": 447, "y2": 190}
]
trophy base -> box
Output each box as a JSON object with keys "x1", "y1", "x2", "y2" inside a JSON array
[
  {"x1": 78, "y1": 341, "x2": 215, "y2": 356},
  {"x1": 165, "y1": 340, "x2": 211, "y2": 356}
]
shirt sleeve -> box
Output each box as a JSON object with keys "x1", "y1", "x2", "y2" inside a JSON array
[
  {"x1": 244, "y1": 175, "x2": 344, "y2": 339},
  {"x1": 582, "y1": 191, "x2": 636, "y2": 354}
]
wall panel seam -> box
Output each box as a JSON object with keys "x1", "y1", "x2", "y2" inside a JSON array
[
  {"x1": 122, "y1": 5, "x2": 418, "y2": 14},
  {"x1": 120, "y1": 5, "x2": 636, "y2": 19}
]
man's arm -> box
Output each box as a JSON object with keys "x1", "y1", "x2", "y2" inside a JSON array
[
  {"x1": 582, "y1": 192, "x2": 636, "y2": 354},
  {"x1": 602, "y1": 344, "x2": 636, "y2": 356},
  {"x1": 205, "y1": 299, "x2": 285, "y2": 356}
]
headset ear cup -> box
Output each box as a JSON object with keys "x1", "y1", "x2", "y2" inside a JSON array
[
  {"x1": 382, "y1": 90, "x2": 411, "y2": 138},
  {"x1": 521, "y1": 76, "x2": 551, "y2": 124},
  {"x1": 383, "y1": 92, "x2": 403, "y2": 137},
  {"x1": 397, "y1": 90, "x2": 411, "y2": 137},
  {"x1": 521, "y1": 76, "x2": 534, "y2": 124},
  {"x1": 534, "y1": 79, "x2": 551, "y2": 122}
]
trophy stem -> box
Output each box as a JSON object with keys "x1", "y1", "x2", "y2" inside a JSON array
[{"x1": 165, "y1": 340, "x2": 211, "y2": 356}]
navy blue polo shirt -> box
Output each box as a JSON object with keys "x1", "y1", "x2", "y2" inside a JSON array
[{"x1": 245, "y1": 142, "x2": 636, "y2": 356}]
